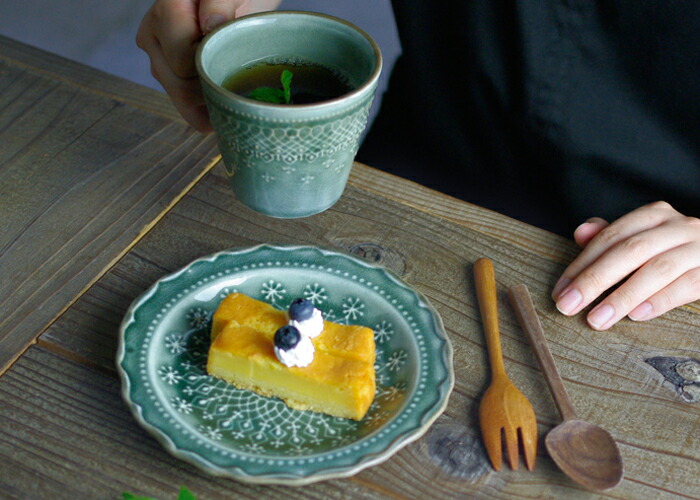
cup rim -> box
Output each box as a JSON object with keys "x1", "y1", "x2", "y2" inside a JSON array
[{"x1": 195, "y1": 10, "x2": 383, "y2": 111}]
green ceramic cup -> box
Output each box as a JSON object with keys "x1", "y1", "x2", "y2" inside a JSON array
[{"x1": 196, "y1": 11, "x2": 382, "y2": 218}]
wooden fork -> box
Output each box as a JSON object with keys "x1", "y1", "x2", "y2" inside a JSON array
[{"x1": 474, "y1": 258, "x2": 537, "y2": 471}]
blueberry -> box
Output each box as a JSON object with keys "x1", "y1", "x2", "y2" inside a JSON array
[
  {"x1": 274, "y1": 325, "x2": 301, "y2": 351},
  {"x1": 288, "y1": 298, "x2": 315, "y2": 321}
]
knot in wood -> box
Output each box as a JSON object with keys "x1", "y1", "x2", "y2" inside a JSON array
[
  {"x1": 675, "y1": 360, "x2": 700, "y2": 382},
  {"x1": 646, "y1": 356, "x2": 700, "y2": 404},
  {"x1": 425, "y1": 424, "x2": 490, "y2": 480},
  {"x1": 347, "y1": 243, "x2": 406, "y2": 276},
  {"x1": 349, "y1": 243, "x2": 383, "y2": 262}
]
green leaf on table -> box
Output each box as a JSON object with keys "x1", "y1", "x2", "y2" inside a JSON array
[
  {"x1": 177, "y1": 486, "x2": 197, "y2": 500},
  {"x1": 247, "y1": 70, "x2": 294, "y2": 104},
  {"x1": 120, "y1": 486, "x2": 197, "y2": 500}
]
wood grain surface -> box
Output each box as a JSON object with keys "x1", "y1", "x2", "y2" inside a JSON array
[
  {"x1": 0, "y1": 36, "x2": 220, "y2": 372},
  {"x1": 8, "y1": 164, "x2": 695, "y2": 499},
  {"x1": 1, "y1": 36, "x2": 699, "y2": 500}
]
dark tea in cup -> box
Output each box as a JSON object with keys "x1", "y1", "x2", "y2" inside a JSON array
[{"x1": 223, "y1": 61, "x2": 355, "y2": 105}]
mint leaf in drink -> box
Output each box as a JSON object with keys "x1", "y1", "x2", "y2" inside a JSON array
[
  {"x1": 247, "y1": 70, "x2": 294, "y2": 104},
  {"x1": 247, "y1": 86, "x2": 285, "y2": 103},
  {"x1": 281, "y1": 69, "x2": 293, "y2": 104}
]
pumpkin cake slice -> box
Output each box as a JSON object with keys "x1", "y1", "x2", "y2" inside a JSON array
[{"x1": 207, "y1": 293, "x2": 376, "y2": 420}]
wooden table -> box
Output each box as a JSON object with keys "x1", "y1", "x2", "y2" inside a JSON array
[{"x1": 1, "y1": 35, "x2": 699, "y2": 500}]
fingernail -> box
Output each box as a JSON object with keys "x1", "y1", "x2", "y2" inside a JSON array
[
  {"x1": 556, "y1": 288, "x2": 582, "y2": 315},
  {"x1": 204, "y1": 14, "x2": 226, "y2": 33},
  {"x1": 629, "y1": 301, "x2": 654, "y2": 321},
  {"x1": 588, "y1": 304, "x2": 615, "y2": 329},
  {"x1": 552, "y1": 278, "x2": 571, "y2": 299}
]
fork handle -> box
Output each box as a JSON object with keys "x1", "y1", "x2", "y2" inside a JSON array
[
  {"x1": 474, "y1": 258, "x2": 507, "y2": 379},
  {"x1": 508, "y1": 284, "x2": 579, "y2": 421}
]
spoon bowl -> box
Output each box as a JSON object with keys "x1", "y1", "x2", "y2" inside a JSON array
[{"x1": 546, "y1": 420, "x2": 624, "y2": 490}]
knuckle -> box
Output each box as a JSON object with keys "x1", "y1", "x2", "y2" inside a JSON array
[
  {"x1": 136, "y1": 8, "x2": 158, "y2": 49},
  {"x1": 611, "y1": 284, "x2": 639, "y2": 309},
  {"x1": 657, "y1": 282, "x2": 685, "y2": 311},
  {"x1": 151, "y1": 0, "x2": 167, "y2": 19},
  {"x1": 619, "y1": 234, "x2": 648, "y2": 259},
  {"x1": 683, "y1": 215, "x2": 700, "y2": 229},
  {"x1": 648, "y1": 200, "x2": 673, "y2": 211},
  {"x1": 594, "y1": 225, "x2": 622, "y2": 247},
  {"x1": 687, "y1": 268, "x2": 700, "y2": 292},
  {"x1": 653, "y1": 268, "x2": 700, "y2": 312},
  {"x1": 135, "y1": 21, "x2": 151, "y2": 50},
  {"x1": 651, "y1": 289, "x2": 673, "y2": 312},
  {"x1": 650, "y1": 255, "x2": 677, "y2": 279},
  {"x1": 150, "y1": 64, "x2": 160, "y2": 81},
  {"x1": 577, "y1": 268, "x2": 608, "y2": 293},
  {"x1": 169, "y1": 0, "x2": 198, "y2": 22},
  {"x1": 135, "y1": 32, "x2": 145, "y2": 49}
]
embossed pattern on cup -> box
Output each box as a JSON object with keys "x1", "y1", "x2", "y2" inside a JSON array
[{"x1": 197, "y1": 12, "x2": 382, "y2": 218}]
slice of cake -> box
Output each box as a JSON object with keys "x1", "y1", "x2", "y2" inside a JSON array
[{"x1": 207, "y1": 293, "x2": 376, "y2": 420}]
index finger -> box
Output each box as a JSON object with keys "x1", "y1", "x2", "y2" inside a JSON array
[
  {"x1": 552, "y1": 202, "x2": 675, "y2": 300},
  {"x1": 153, "y1": 0, "x2": 202, "y2": 78}
]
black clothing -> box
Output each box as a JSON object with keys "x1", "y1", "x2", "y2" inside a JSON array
[{"x1": 358, "y1": 1, "x2": 700, "y2": 236}]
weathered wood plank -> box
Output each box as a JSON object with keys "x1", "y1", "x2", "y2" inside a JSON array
[
  {"x1": 34, "y1": 166, "x2": 700, "y2": 498},
  {"x1": 0, "y1": 38, "x2": 220, "y2": 372},
  {"x1": 0, "y1": 34, "x2": 182, "y2": 121}
]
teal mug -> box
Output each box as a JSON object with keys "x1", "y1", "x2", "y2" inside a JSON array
[{"x1": 196, "y1": 11, "x2": 382, "y2": 218}]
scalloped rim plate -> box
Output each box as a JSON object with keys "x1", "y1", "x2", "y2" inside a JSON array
[{"x1": 117, "y1": 245, "x2": 454, "y2": 484}]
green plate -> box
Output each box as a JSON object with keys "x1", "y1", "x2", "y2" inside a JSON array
[{"x1": 117, "y1": 245, "x2": 453, "y2": 484}]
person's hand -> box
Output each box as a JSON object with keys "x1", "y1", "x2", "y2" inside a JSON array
[
  {"x1": 136, "y1": 0, "x2": 280, "y2": 132},
  {"x1": 551, "y1": 201, "x2": 700, "y2": 330}
]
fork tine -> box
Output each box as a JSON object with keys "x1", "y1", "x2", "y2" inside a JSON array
[
  {"x1": 520, "y1": 420, "x2": 538, "y2": 471},
  {"x1": 503, "y1": 425, "x2": 519, "y2": 470},
  {"x1": 480, "y1": 423, "x2": 503, "y2": 471}
]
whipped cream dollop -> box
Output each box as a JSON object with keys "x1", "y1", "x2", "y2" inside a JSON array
[
  {"x1": 288, "y1": 307, "x2": 324, "y2": 339},
  {"x1": 274, "y1": 335, "x2": 315, "y2": 368},
  {"x1": 274, "y1": 299, "x2": 325, "y2": 368}
]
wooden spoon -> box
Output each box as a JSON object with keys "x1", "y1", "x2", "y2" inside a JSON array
[{"x1": 508, "y1": 284, "x2": 624, "y2": 490}]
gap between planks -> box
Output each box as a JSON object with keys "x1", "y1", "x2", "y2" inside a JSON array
[{"x1": 0, "y1": 154, "x2": 222, "y2": 376}]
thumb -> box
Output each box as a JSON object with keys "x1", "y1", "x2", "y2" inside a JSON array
[{"x1": 199, "y1": 0, "x2": 250, "y2": 33}]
